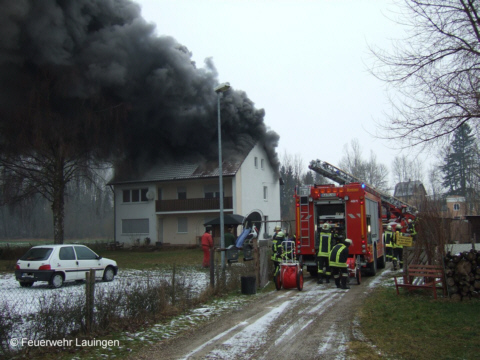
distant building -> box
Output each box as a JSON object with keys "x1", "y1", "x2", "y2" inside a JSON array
[
  {"x1": 108, "y1": 143, "x2": 281, "y2": 246},
  {"x1": 393, "y1": 180, "x2": 426, "y2": 210}
]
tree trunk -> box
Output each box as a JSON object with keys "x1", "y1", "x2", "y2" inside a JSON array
[{"x1": 51, "y1": 158, "x2": 66, "y2": 244}]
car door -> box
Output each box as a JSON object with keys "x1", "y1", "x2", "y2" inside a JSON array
[
  {"x1": 58, "y1": 246, "x2": 80, "y2": 281},
  {"x1": 74, "y1": 246, "x2": 103, "y2": 280}
]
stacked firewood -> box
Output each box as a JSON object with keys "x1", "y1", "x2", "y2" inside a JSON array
[{"x1": 444, "y1": 249, "x2": 480, "y2": 301}]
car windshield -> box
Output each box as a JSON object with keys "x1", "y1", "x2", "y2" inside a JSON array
[{"x1": 20, "y1": 248, "x2": 53, "y2": 261}]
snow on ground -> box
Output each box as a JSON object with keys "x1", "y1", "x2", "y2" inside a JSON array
[
  {"x1": 0, "y1": 267, "x2": 211, "y2": 349},
  {"x1": 2, "y1": 266, "x2": 396, "y2": 359},
  {"x1": 446, "y1": 243, "x2": 478, "y2": 254}
]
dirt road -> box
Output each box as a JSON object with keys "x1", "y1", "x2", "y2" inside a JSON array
[{"x1": 131, "y1": 269, "x2": 392, "y2": 360}]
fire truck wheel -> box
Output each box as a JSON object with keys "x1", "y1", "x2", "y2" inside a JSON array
[
  {"x1": 368, "y1": 248, "x2": 378, "y2": 276},
  {"x1": 296, "y1": 270, "x2": 304, "y2": 291},
  {"x1": 377, "y1": 244, "x2": 386, "y2": 269},
  {"x1": 274, "y1": 274, "x2": 282, "y2": 290}
]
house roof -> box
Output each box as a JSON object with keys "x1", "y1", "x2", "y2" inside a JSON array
[
  {"x1": 109, "y1": 159, "x2": 244, "y2": 185},
  {"x1": 394, "y1": 180, "x2": 425, "y2": 197}
]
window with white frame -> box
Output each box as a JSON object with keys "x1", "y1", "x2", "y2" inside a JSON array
[
  {"x1": 123, "y1": 188, "x2": 148, "y2": 203},
  {"x1": 254, "y1": 157, "x2": 258, "y2": 168},
  {"x1": 261, "y1": 159, "x2": 265, "y2": 170},
  {"x1": 177, "y1": 187, "x2": 187, "y2": 200},
  {"x1": 453, "y1": 203, "x2": 460, "y2": 211},
  {"x1": 263, "y1": 186, "x2": 268, "y2": 201},
  {"x1": 157, "y1": 188, "x2": 162, "y2": 200},
  {"x1": 177, "y1": 217, "x2": 188, "y2": 233},
  {"x1": 122, "y1": 219, "x2": 149, "y2": 234},
  {"x1": 204, "y1": 184, "x2": 220, "y2": 199}
]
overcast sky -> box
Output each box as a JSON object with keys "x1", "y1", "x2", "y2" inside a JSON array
[{"x1": 135, "y1": 0, "x2": 433, "y2": 186}]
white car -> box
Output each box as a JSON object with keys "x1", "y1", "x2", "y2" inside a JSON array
[{"x1": 15, "y1": 244, "x2": 118, "y2": 288}]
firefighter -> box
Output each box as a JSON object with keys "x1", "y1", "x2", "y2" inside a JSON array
[
  {"x1": 316, "y1": 223, "x2": 333, "y2": 284},
  {"x1": 407, "y1": 218, "x2": 417, "y2": 240},
  {"x1": 271, "y1": 225, "x2": 286, "y2": 277},
  {"x1": 383, "y1": 225, "x2": 394, "y2": 262},
  {"x1": 392, "y1": 224, "x2": 403, "y2": 270},
  {"x1": 329, "y1": 237, "x2": 353, "y2": 289},
  {"x1": 201, "y1": 226, "x2": 214, "y2": 268},
  {"x1": 332, "y1": 223, "x2": 344, "y2": 244}
]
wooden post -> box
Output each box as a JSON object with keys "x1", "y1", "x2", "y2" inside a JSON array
[
  {"x1": 85, "y1": 269, "x2": 95, "y2": 333},
  {"x1": 210, "y1": 247, "x2": 215, "y2": 288},
  {"x1": 172, "y1": 263, "x2": 176, "y2": 306},
  {"x1": 253, "y1": 238, "x2": 259, "y2": 289}
]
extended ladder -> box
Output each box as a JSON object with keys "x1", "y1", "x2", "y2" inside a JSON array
[{"x1": 308, "y1": 159, "x2": 417, "y2": 215}]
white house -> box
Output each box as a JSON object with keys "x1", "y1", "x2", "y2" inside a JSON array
[{"x1": 108, "y1": 143, "x2": 281, "y2": 246}]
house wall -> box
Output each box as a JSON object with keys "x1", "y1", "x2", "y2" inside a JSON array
[
  {"x1": 113, "y1": 144, "x2": 281, "y2": 246},
  {"x1": 157, "y1": 179, "x2": 233, "y2": 199},
  {"x1": 237, "y1": 145, "x2": 281, "y2": 238},
  {"x1": 158, "y1": 213, "x2": 217, "y2": 246},
  {"x1": 114, "y1": 182, "x2": 157, "y2": 245}
]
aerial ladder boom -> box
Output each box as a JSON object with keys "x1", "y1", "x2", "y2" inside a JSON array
[{"x1": 308, "y1": 159, "x2": 417, "y2": 216}]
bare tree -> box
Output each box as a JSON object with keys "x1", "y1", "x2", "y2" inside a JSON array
[
  {"x1": 392, "y1": 155, "x2": 424, "y2": 185},
  {"x1": 339, "y1": 139, "x2": 389, "y2": 191},
  {"x1": 370, "y1": 0, "x2": 480, "y2": 147},
  {"x1": 0, "y1": 73, "x2": 124, "y2": 244}
]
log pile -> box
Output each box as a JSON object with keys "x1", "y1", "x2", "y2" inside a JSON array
[{"x1": 444, "y1": 249, "x2": 480, "y2": 301}]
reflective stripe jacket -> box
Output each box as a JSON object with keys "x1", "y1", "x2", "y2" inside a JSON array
[
  {"x1": 393, "y1": 230, "x2": 403, "y2": 249},
  {"x1": 317, "y1": 231, "x2": 333, "y2": 257},
  {"x1": 271, "y1": 231, "x2": 285, "y2": 261},
  {"x1": 384, "y1": 230, "x2": 393, "y2": 247},
  {"x1": 329, "y1": 243, "x2": 349, "y2": 268}
]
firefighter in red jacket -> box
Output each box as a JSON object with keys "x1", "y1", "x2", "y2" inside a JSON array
[
  {"x1": 329, "y1": 237, "x2": 353, "y2": 289},
  {"x1": 317, "y1": 223, "x2": 333, "y2": 284},
  {"x1": 201, "y1": 226, "x2": 214, "y2": 268}
]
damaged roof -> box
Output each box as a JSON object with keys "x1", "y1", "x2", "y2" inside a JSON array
[{"x1": 109, "y1": 158, "x2": 245, "y2": 185}]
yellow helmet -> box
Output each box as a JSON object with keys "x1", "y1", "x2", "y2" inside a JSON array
[{"x1": 274, "y1": 225, "x2": 281, "y2": 231}]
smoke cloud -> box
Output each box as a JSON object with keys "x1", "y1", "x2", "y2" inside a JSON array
[{"x1": 0, "y1": 0, "x2": 279, "y2": 177}]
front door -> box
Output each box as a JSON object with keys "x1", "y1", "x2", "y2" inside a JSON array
[
  {"x1": 58, "y1": 246, "x2": 80, "y2": 281},
  {"x1": 74, "y1": 246, "x2": 103, "y2": 280}
]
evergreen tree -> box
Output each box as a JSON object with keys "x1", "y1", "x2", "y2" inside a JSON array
[{"x1": 441, "y1": 123, "x2": 478, "y2": 201}]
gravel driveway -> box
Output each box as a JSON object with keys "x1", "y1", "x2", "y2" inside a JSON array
[{"x1": 130, "y1": 268, "x2": 393, "y2": 360}]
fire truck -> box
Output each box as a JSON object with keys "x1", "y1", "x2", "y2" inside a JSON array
[{"x1": 295, "y1": 160, "x2": 417, "y2": 279}]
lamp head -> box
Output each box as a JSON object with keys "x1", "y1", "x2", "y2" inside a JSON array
[{"x1": 214, "y1": 82, "x2": 231, "y2": 93}]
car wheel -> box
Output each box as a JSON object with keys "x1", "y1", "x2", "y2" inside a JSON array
[
  {"x1": 49, "y1": 273, "x2": 64, "y2": 288},
  {"x1": 102, "y1": 266, "x2": 115, "y2": 282},
  {"x1": 19, "y1": 281, "x2": 33, "y2": 288}
]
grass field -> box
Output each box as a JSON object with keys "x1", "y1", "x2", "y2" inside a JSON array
[{"x1": 359, "y1": 284, "x2": 480, "y2": 360}]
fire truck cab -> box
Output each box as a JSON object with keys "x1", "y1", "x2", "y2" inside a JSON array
[{"x1": 295, "y1": 182, "x2": 386, "y2": 277}]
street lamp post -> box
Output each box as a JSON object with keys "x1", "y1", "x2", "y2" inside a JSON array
[{"x1": 214, "y1": 82, "x2": 230, "y2": 271}]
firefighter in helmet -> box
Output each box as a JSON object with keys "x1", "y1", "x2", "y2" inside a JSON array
[
  {"x1": 329, "y1": 237, "x2": 353, "y2": 289},
  {"x1": 317, "y1": 223, "x2": 333, "y2": 284},
  {"x1": 271, "y1": 225, "x2": 286, "y2": 276},
  {"x1": 383, "y1": 225, "x2": 394, "y2": 262},
  {"x1": 392, "y1": 224, "x2": 404, "y2": 270},
  {"x1": 407, "y1": 218, "x2": 417, "y2": 241}
]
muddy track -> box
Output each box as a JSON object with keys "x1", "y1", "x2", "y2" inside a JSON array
[{"x1": 131, "y1": 269, "x2": 392, "y2": 360}]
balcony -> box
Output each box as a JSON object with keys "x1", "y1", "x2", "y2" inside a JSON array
[{"x1": 156, "y1": 197, "x2": 233, "y2": 212}]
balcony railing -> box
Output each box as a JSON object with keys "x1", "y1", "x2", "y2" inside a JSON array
[{"x1": 156, "y1": 197, "x2": 233, "y2": 212}]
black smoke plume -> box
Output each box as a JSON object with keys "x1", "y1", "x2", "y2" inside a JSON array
[{"x1": 0, "y1": 0, "x2": 279, "y2": 177}]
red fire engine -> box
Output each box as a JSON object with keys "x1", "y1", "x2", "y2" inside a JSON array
[{"x1": 295, "y1": 160, "x2": 417, "y2": 279}]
